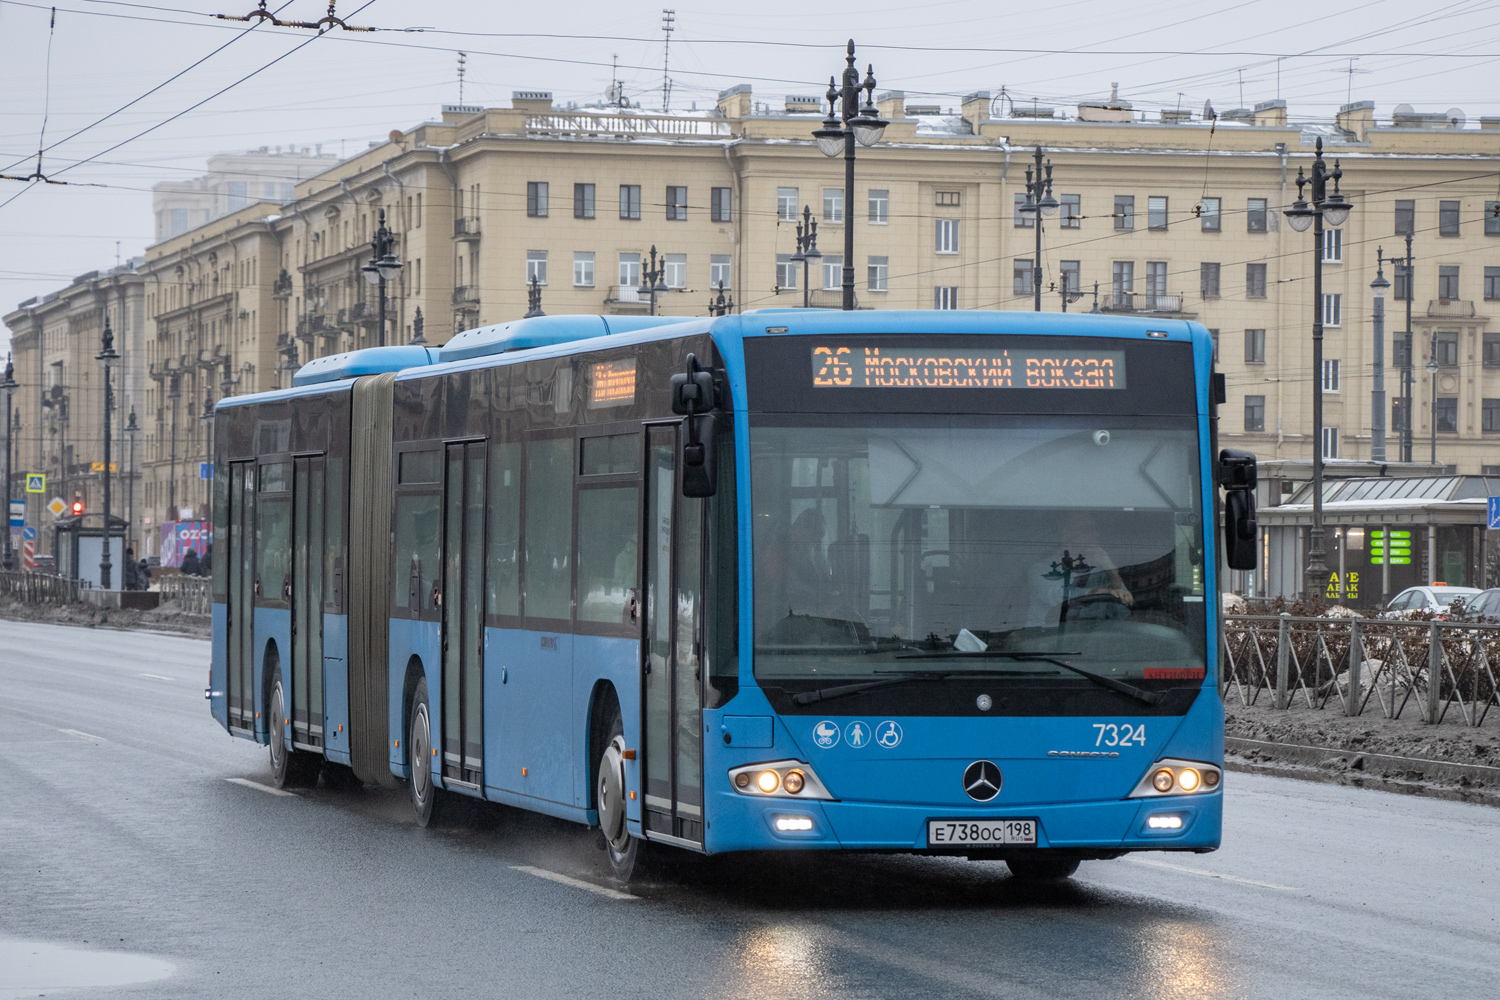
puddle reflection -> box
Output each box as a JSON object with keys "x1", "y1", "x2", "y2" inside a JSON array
[{"x1": 0, "y1": 938, "x2": 174, "y2": 999}]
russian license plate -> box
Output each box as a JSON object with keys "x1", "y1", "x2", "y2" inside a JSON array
[{"x1": 927, "y1": 818, "x2": 1037, "y2": 847}]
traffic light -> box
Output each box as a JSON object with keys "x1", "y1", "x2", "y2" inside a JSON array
[{"x1": 71, "y1": 494, "x2": 84, "y2": 516}]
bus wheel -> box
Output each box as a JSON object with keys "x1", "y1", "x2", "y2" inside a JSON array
[
  {"x1": 1005, "y1": 854, "x2": 1080, "y2": 881},
  {"x1": 597, "y1": 714, "x2": 640, "y2": 880},
  {"x1": 408, "y1": 677, "x2": 442, "y2": 828},
  {"x1": 267, "y1": 671, "x2": 318, "y2": 788}
]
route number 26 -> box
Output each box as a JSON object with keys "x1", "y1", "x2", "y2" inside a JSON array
[{"x1": 1093, "y1": 723, "x2": 1146, "y2": 747}]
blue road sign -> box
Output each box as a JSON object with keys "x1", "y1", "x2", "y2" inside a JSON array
[
  {"x1": 1489, "y1": 496, "x2": 1500, "y2": 530},
  {"x1": 22, "y1": 525, "x2": 36, "y2": 540},
  {"x1": 199, "y1": 461, "x2": 213, "y2": 480}
]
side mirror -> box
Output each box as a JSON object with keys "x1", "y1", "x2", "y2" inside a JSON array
[
  {"x1": 1219, "y1": 448, "x2": 1257, "y2": 570},
  {"x1": 672, "y1": 354, "x2": 719, "y2": 498}
]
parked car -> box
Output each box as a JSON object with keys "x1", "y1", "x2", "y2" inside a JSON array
[
  {"x1": 1382, "y1": 585, "x2": 1483, "y2": 620},
  {"x1": 1458, "y1": 588, "x2": 1500, "y2": 623}
]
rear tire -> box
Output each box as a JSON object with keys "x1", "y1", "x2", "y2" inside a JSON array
[
  {"x1": 267, "y1": 671, "x2": 319, "y2": 789},
  {"x1": 1006, "y1": 854, "x2": 1081, "y2": 881},
  {"x1": 597, "y1": 711, "x2": 641, "y2": 881},
  {"x1": 408, "y1": 676, "x2": 442, "y2": 828}
]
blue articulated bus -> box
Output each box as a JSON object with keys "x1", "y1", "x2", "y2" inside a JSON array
[{"x1": 207, "y1": 309, "x2": 1258, "y2": 881}]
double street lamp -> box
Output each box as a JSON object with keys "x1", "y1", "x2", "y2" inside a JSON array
[
  {"x1": 788, "y1": 204, "x2": 822, "y2": 308},
  {"x1": 811, "y1": 40, "x2": 887, "y2": 311},
  {"x1": 97, "y1": 315, "x2": 119, "y2": 589},
  {"x1": 1282, "y1": 137, "x2": 1351, "y2": 601},
  {"x1": 639, "y1": 245, "x2": 668, "y2": 316},
  {"x1": 1018, "y1": 146, "x2": 1060, "y2": 312},
  {"x1": 361, "y1": 207, "x2": 403, "y2": 347},
  {"x1": 707, "y1": 282, "x2": 734, "y2": 317}
]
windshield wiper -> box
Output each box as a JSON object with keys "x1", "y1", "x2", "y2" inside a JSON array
[
  {"x1": 789, "y1": 669, "x2": 1038, "y2": 706},
  {"x1": 894, "y1": 650, "x2": 1161, "y2": 706}
]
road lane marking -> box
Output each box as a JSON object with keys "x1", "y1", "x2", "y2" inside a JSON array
[
  {"x1": 1126, "y1": 856, "x2": 1299, "y2": 891},
  {"x1": 138, "y1": 673, "x2": 175, "y2": 681},
  {"x1": 224, "y1": 777, "x2": 297, "y2": 798},
  {"x1": 58, "y1": 729, "x2": 106, "y2": 742},
  {"x1": 510, "y1": 865, "x2": 635, "y2": 900}
]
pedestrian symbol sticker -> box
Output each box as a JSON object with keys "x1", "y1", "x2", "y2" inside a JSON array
[
  {"x1": 875, "y1": 720, "x2": 903, "y2": 748},
  {"x1": 813, "y1": 721, "x2": 840, "y2": 748},
  {"x1": 844, "y1": 721, "x2": 870, "y2": 748}
]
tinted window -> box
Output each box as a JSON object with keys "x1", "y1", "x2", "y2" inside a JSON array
[
  {"x1": 576, "y1": 487, "x2": 639, "y2": 624},
  {"x1": 525, "y1": 436, "x2": 574, "y2": 620},
  {"x1": 486, "y1": 441, "x2": 521, "y2": 616},
  {"x1": 394, "y1": 493, "x2": 441, "y2": 610}
]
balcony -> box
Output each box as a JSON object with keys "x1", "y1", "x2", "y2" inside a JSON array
[
  {"x1": 1427, "y1": 299, "x2": 1475, "y2": 318},
  {"x1": 453, "y1": 217, "x2": 481, "y2": 241},
  {"x1": 603, "y1": 285, "x2": 650, "y2": 313},
  {"x1": 452, "y1": 285, "x2": 481, "y2": 307},
  {"x1": 1101, "y1": 292, "x2": 1183, "y2": 314},
  {"x1": 272, "y1": 269, "x2": 294, "y2": 300},
  {"x1": 807, "y1": 289, "x2": 859, "y2": 309}
]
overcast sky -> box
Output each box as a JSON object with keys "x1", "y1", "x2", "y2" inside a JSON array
[{"x1": 3, "y1": 0, "x2": 1499, "y2": 352}]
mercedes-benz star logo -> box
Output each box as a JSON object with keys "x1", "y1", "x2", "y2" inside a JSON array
[{"x1": 962, "y1": 760, "x2": 1002, "y2": 802}]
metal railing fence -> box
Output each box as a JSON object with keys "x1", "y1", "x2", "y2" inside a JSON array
[
  {"x1": 0, "y1": 570, "x2": 81, "y2": 605},
  {"x1": 158, "y1": 575, "x2": 212, "y2": 615},
  {"x1": 1222, "y1": 614, "x2": 1500, "y2": 727}
]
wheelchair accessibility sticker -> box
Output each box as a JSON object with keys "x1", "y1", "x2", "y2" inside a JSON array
[{"x1": 875, "y1": 721, "x2": 903, "y2": 748}]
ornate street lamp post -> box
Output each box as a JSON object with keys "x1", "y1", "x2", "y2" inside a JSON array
[
  {"x1": 1370, "y1": 254, "x2": 1390, "y2": 463},
  {"x1": 707, "y1": 282, "x2": 734, "y2": 317},
  {"x1": 97, "y1": 315, "x2": 119, "y2": 589},
  {"x1": 1018, "y1": 146, "x2": 1060, "y2": 311},
  {"x1": 1, "y1": 354, "x2": 18, "y2": 571},
  {"x1": 523, "y1": 275, "x2": 545, "y2": 318},
  {"x1": 1283, "y1": 137, "x2": 1351, "y2": 600},
  {"x1": 788, "y1": 204, "x2": 823, "y2": 308},
  {"x1": 124, "y1": 408, "x2": 138, "y2": 557},
  {"x1": 361, "y1": 207, "x2": 403, "y2": 347},
  {"x1": 167, "y1": 373, "x2": 181, "y2": 519},
  {"x1": 639, "y1": 245, "x2": 668, "y2": 316},
  {"x1": 812, "y1": 40, "x2": 887, "y2": 311}
]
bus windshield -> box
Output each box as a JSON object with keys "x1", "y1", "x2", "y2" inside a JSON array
[{"x1": 750, "y1": 414, "x2": 1207, "y2": 700}]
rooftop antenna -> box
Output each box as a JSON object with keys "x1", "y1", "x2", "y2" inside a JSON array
[
  {"x1": 1277, "y1": 56, "x2": 1282, "y2": 100},
  {"x1": 661, "y1": 9, "x2": 675, "y2": 113},
  {"x1": 457, "y1": 51, "x2": 467, "y2": 105}
]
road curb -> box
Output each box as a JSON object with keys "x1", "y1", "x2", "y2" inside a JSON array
[{"x1": 1226, "y1": 736, "x2": 1500, "y2": 809}]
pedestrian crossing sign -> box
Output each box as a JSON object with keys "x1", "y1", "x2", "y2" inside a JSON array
[{"x1": 25, "y1": 473, "x2": 45, "y2": 493}]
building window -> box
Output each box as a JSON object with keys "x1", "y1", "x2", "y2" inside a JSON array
[
  {"x1": 619, "y1": 185, "x2": 641, "y2": 220},
  {"x1": 1322, "y1": 293, "x2": 1341, "y2": 326},
  {"x1": 1059, "y1": 194, "x2": 1080, "y2": 229},
  {"x1": 527, "y1": 250, "x2": 547, "y2": 285},
  {"x1": 527, "y1": 182, "x2": 549, "y2": 218},
  {"x1": 574, "y1": 183, "x2": 595, "y2": 219},
  {"x1": 1060, "y1": 260, "x2": 1080, "y2": 293},
  {"x1": 227, "y1": 180, "x2": 247, "y2": 211},
  {"x1": 1392, "y1": 399, "x2": 1409, "y2": 432},
  {"x1": 777, "y1": 187, "x2": 798, "y2": 222},
  {"x1": 1014, "y1": 193, "x2": 1034, "y2": 229},
  {"x1": 1485, "y1": 267, "x2": 1500, "y2": 301},
  {"x1": 1435, "y1": 397, "x2": 1458, "y2": 433},
  {"x1": 1200, "y1": 197, "x2": 1221, "y2": 232},
  {"x1": 1246, "y1": 262, "x2": 1267, "y2": 299},
  {"x1": 1322, "y1": 228, "x2": 1342, "y2": 262},
  {"x1": 619, "y1": 252, "x2": 640, "y2": 288},
  {"x1": 1145, "y1": 261, "x2": 1167, "y2": 303},
  {"x1": 821, "y1": 255, "x2": 843, "y2": 291},
  {"x1": 169, "y1": 208, "x2": 190, "y2": 237},
  {"x1": 1436, "y1": 331, "x2": 1459, "y2": 367},
  {"x1": 936, "y1": 190, "x2": 961, "y2": 207},
  {"x1": 710, "y1": 254, "x2": 731, "y2": 290},
  {"x1": 1200, "y1": 262, "x2": 1220, "y2": 298},
  {"x1": 867, "y1": 256, "x2": 888, "y2": 291},
  {"x1": 1395, "y1": 200, "x2": 1415, "y2": 236},
  {"x1": 573, "y1": 252, "x2": 594, "y2": 287},
  {"x1": 1209, "y1": 328, "x2": 1220, "y2": 363},
  {"x1": 1484, "y1": 399, "x2": 1500, "y2": 433},
  {"x1": 1439, "y1": 200, "x2": 1460, "y2": 237},
  {"x1": 934, "y1": 286, "x2": 958, "y2": 310},
  {"x1": 664, "y1": 253, "x2": 686, "y2": 288},
  {"x1": 823, "y1": 187, "x2": 844, "y2": 223},
  {"x1": 1245, "y1": 329, "x2": 1266, "y2": 364},
  {"x1": 1114, "y1": 195, "x2": 1134, "y2": 230},
  {"x1": 1484, "y1": 331, "x2": 1500, "y2": 366},
  {"x1": 1322, "y1": 359, "x2": 1340, "y2": 393},
  {"x1": 1394, "y1": 335, "x2": 1413, "y2": 370},
  {"x1": 710, "y1": 187, "x2": 732, "y2": 222},
  {"x1": 666, "y1": 186, "x2": 688, "y2": 221},
  {"x1": 1013, "y1": 259, "x2": 1033, "y2": 295},
  {"x1": 1438, "y1": 265, "x2": 1460, "y2": 301},
  {"x1": 1394, "y1": 263, "x2": 1412, "y2": 302},
  {"x1": 1247, "y1": 198, "x2": 1268, "y2": 233},
  {"x1": 776, "y1": 254, "x2": 797, "y2": 290},
  {"x1": 935, "y1": 218, "x2": 960, "y2": 254},
  {"x1": 1322, "y1": 426, "x2": 1339, "y2": 459},
  {"x1": 868, "y1": 189, "x2": 888, "y2": 224},
  {"x1": 1244, "y1": 395, "x2": 1265, "y2": 432},
  {"x1": 1148, "y1": 196, "x2": 1168, "y2": 231},
  {"x1": 1112, "y1": 260, "x2": 1134, "y2": 305},
  {"x1": 1486, "y1": 201, "x2": 1500, "y2": 236}
]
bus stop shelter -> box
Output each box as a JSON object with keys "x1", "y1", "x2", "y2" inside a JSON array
[
  {"x1": 1253, "y1": 474, "x2": 1500, "y2": 610},
  {"x1": 53, "y1": 511, "x2": 129, "y2": 591}
]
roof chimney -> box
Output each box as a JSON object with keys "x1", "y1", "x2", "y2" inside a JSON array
[{"x1": 1336, "y1": 100, "x2": 1375, "y2": 141}]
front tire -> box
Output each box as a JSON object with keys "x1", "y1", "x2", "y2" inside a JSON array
[
  {"x1": 267, "y1": 671, "x2": 319, "y2": 789},
  {"x1": 597, "y1": 713, "x2": 640, "y2": 880},
  {"x1": 1006, "y1": 854, "x2": 1081, "y2": 881},
  {"x1": 408, "y1": 676, "x2": 442, "y2": 828}
]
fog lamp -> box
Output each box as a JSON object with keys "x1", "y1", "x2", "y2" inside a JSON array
[
  {"x1": 1151, "y1": 768, "x2": 1175, "y2": 793},
  {"x1": 1147, "y1": 814, "x2": 1184, "y2": 830},
  {"x1": 756, "y1": 770, "x2": 780, "y2": 793},
  {"x1": 782, "y1": 770, "x2": 806, "y2": 795},
  {"x1": 1177, "y1": 768, "x2": 1201, "y2": 792},
  {"x1": 1202, "y1": 769, "x2": 1220, "y2": 789},
  {"x1": 734, "y1": 771, "x2": 751, "y2": 790},
  {"x1": 774, "y1": 815, "x2": 814, "y2": 832}
]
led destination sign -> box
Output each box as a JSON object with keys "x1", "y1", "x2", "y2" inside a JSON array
[{"x1": 811, "y1": 345, "x2": 1126, "y2": 390}]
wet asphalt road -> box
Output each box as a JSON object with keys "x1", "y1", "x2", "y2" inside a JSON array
[{"x1": 1, "y1": 618, "x2": 1497, "y2": 999}]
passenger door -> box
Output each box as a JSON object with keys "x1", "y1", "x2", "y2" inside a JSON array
[
  {"x1": 642, "y1": 425, "x2": 706, "y2": 845},
  {"x1": 290, "y1": 455, "x2": 325, "y2": 750},
  {"x1": 441, "y1": 441, "x2": 487, "y2": 786},
  {"x1": 226, "y1": 460, "x2": 256, "y2": 733}
]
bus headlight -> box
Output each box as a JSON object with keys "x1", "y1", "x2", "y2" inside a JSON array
[
  {"x1": 728, "y1": 760, "x2": 834, "y2": 800},
  {"x1": 1131, "y1": 758, "x2": 1222, "y2": 798}
]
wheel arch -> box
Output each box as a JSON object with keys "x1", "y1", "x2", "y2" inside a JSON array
[
  {"x1": 586, "y1": 680, "x2": 623, "y2": 819},
  {"x1": 398, "y1": 653, "x2": 426, "y2": 774},
  {"x1": 259, "y1": 638, "x2": 281, "y2": 746}
]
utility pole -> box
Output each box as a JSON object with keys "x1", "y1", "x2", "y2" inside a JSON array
[{"x1": 660, "y1": 10, "x2": 675, "y2": 113}]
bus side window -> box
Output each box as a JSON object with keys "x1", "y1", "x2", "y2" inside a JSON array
[
  {"x1": 487, "y1": 441, "x2": 521, "y2": 617},
  {"x1": 523, "y1": 436, "x2": 575, "y2": 622},
  {"x1": 393, "y1": 492, "x2": 441, "y2": 615}
]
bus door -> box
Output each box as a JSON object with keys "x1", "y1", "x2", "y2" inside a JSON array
[
  {"x1": 642, "y1": 425, "x2": 706, "y2": 845},
  {"x1": 226, "y1": 460, "x2": 256, "y2": 733},
  {"x1": 441, "y1": 441, "x2": 487, "y2": 786},
  {"x1": 290, "y1": 455, "x2": 325, "y2": 750}
]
